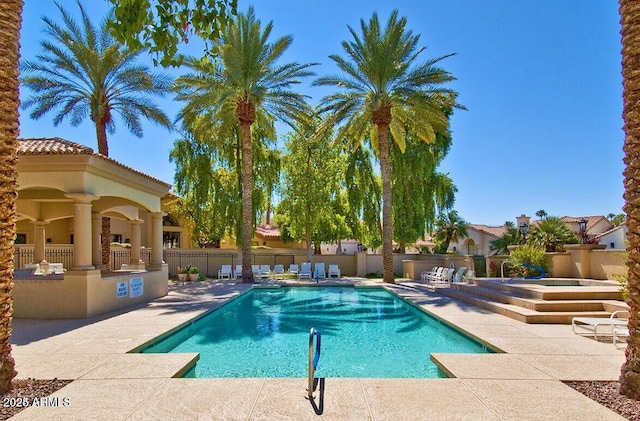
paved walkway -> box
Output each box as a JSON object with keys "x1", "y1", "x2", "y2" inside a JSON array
[{"x1": 9, "y1": 278, "x2": 628, "y2": 420}]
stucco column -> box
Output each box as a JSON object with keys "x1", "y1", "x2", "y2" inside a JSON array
[
  {"x1": 32, "y1": 220, "x2": 48, "y2": 263},
  {"x1": 91, "y1": 212, "x2": 103, "y2": 269},
  {"x1": 149, "y1": 212, "x2": 165, "y2": 267},
  {"x1": 66, "y1": 193, "x2": 98, "y2": 270},
  {"x1": 129, "y1": 219, "x2": 144, "y2": 266}
]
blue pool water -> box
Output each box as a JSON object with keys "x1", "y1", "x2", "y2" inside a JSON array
[{"x1": 140, "y1": 287, "x2": 491, "y2": 378}]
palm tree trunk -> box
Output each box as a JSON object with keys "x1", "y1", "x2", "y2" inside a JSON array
[
  {"x1": 378, "y1": 123, "x2": 395, "y2": 284},
  {"x1": 95, "y1": 121, "x2": 111, "y2": 268},
  {"x1": 237, "y1": 101, "x2": 255, "y2": 283},
  {"x1": 101, "y1": 216, "x2": 110, "y2": 268},
  {"x1": 620, "y1": 0, "x2": 640, "y2": 400},
  {"x1": 0, "y1": 0, "x2": 22, "y2": 393}
]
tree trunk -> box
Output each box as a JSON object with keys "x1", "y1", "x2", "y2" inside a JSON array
[
  {"x1": 0, "y1": 0, "x2": 22, "y2": 393},
  {"x1": 620, "y1": 0, "x2": 640, "y2": 400},
  {"x1": 96, "y1": 121, "x2": 110, "y2": 268},
  {"x1": 237, "y1": 100, "x2": 255, "y2": 283},
  {"x1": 101, "y1": 216, "x2": 110, "y2": 268},
  {"x1": 373, "y1": 106, "x2": 394, "y2": 284}
]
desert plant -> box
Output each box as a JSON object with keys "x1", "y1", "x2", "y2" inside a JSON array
[{"x1": 509, "y1": 244, "x2": 549, "y2": 277}]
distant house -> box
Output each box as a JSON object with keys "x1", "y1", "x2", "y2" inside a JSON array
[
  {"x1": 559, "y1": 215, "x2": 614, "y2": 237},
  {"x1": 448, "y1": 224, "x2": 507, "y2": 256},
  {"x1": 595, "y1": 224, "x2": 627, "y2": 249}
]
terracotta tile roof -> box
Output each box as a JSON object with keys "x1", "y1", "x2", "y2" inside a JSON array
[
  {"x1": 560, "y1": 215, "x2": 609, "y2": 231},
  {"x1": 18, "y1": 137, "x2": 171, "y2": 188},
  {"x1": 255, "y1": 224, "x2": 281, "y2": 239},
  {"x1": 468, "y1": 224, "x2": 507, "y2": 238},
  {"x1": 18, "y1": 137, "x2": 94, "y2": 155}
]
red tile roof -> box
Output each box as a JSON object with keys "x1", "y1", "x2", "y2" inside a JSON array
[
  {"x1": 255, "y1": 224, "x2": 281, "y2": 239},
  {"x1": 18, "y1": 137, "x2": 170, "y2": 188},
  {"x1": 468, "y1": 224, "x2": 507, "y2": 238}
]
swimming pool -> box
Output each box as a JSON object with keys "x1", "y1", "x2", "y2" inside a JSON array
[{"x1": 140, "y1": 286, "x2": 491, "y2": 378}]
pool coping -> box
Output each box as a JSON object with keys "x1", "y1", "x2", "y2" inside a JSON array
[{"x1": 8, "y1": 277, "x2": 628, "y2": 420}]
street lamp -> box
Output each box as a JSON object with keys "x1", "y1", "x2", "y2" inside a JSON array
[
  {"x1": 519, "y1": 222, "x2": 529, "y2": 244},
  {"x1": 578, "y1": 218, "x2": 588, "y2": 244}
]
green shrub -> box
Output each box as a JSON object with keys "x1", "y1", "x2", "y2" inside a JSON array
[{"x1": 510, "y1": 244, "x2": 548, "y2": 277}]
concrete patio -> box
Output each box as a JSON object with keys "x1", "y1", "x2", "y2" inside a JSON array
[{"x1": 9, "y1": 277, "x2": 628, "y2": 420}]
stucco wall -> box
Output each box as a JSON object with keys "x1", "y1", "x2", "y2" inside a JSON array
[{"x1": 13, "y1": 268, "x2": 168, "y2": 319}]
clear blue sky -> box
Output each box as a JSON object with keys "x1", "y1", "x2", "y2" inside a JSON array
[{"x1": 18, "y1": 0, "x2": 624, "y2": 227}]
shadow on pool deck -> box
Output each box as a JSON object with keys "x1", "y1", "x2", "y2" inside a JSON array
[{"x1": 8, "y1": 278, "x2": 628, "y2": 420}]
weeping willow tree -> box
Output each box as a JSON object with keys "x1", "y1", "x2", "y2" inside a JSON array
[{"x1": 391, "y1": 129, "x2": 457, "y2": 253}]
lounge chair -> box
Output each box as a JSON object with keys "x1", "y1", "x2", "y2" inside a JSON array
[
  {"x1": 218, "y1": 264, "x2": 232, "y2": 280},
  {"x1": 613, "y1": 325, "x2": 629, "y2": 348},
  {"x1": 251, "y1": 265, "x2": 260, "y2": 278},
  {"x1": 299, "y1": 262, "x2": 312, "y2": 279},
  {"x1": 327, "y1": 264, "x2": 341, "y2": 279},
  {"x1": 288, "y1": 264, "x2": 299, "y2": 277},
  {"x1": 234, "y1": 264, "x2": 242, "y2": 279},
  {"x1": 259, "y1": 264, "x2": 271, "y2": 278},
  {"x1": 422, "y1": 267, "x2": 443, "y2": 283},
  {"x1": 314, "y1": 263, "x2": 326, "y2": 280},
  {"x1": 572, "y1": 310, "x2": 629, "y2": 341},
  {"x1": 272, "y1": 264, "x2": 285, "y2": 279},
  {"x1": 428, "y1": 267, "x2": 454, "y2": 286}
]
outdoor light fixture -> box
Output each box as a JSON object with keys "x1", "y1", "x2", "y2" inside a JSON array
[
  {"x1": 519, "y1": 222, "x2": 529, "y2": 244},
  {"x1": 579, "y1": 218, "x2": 588, "y2": 244}
]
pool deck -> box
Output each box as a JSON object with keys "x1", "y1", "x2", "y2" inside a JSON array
[{"x1": 9, "y1": 277, "x2": 628, "y2": 420}]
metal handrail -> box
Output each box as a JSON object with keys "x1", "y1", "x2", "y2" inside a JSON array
[{"x1": 307, "y1": 327, "x2": 321, "y2": 398}]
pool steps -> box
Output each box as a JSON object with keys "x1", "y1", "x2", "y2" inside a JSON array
[{"x1": 438, "y1": 278, "x2": 627, "y2": 324}]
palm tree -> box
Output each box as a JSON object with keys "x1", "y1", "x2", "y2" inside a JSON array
[
  {"x1": 20, "y1": 2, "x2": 173, "y2": 267},
  {"x1": 0, "y1": 0, "x2": 21, "y2": 393},
  {"x1": 434, "y1": 210, "x2": 468, "y2": 253},
  {"x1": 176, "y1": 7, "x2": 315, "y2": 282},
  {"x1": 619, "y1": 0, "x2": 640, "y2": 400},
  {"x1": 491, "y1": 225, "x2": 520, "y2": 255},
  {"x1": 535, "y1": 209, "x2": 548, "y2": 219},
  {"x1": 315, "y1": 10, "x2": 461, "y2": 283},
  {"x1": 527, "y1": 216, "x2": 579, "y2": 252}
]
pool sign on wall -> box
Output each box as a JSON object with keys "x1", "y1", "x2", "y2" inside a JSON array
[
  {"x1": 129, "y1": 277, "x2": 144, "y2": 298},
  {"x1": 116, "y1": 281, "x2": 128, "y2": 298}
]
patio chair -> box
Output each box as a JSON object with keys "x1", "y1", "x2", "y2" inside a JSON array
[
  {"x1": 272, "y1": 264, "x2": 285, "y2": 279},
  {"x1": 428, "y1": 267, "x2": 454, "y2": 286},
  {"x1": 314, "y1": 263, "x2": 326, "y2": 280},
  {"x1": 327, "y1": 264, "x2": 341, "y2": 279},
  {"x1": 288, "y1": 264, "x2": 299, "y2": 277},
  {"x1": 251, "y1": 265, "x2": 260, "y2": 277},
  {"x1": 422, "y1": 267, "x2": 442, "y2": 283},
  {"x1": 299, "y1": 262, "x2": 312, "y2": 279},
  {"x1": 218, "y1": 264, "x2": 232, "y2": 280},
  {"x1": 572, "y1": 310, "x2": 629, "y2": 341},
  {"x1": 233, "y1": 264, "x2": 242, "y2": 279},
  {"x1": 259, "y1": 265, "x2": 271, "y2": 278},
  {"x1": 451, "y1": 267, "x2": 467, "y2": 283}
]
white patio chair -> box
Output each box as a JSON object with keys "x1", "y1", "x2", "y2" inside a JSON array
[
  {"x1": 299, "y1": 262, "x2": 312, "y2": 279},
  {"x1": 259, "y1": 265, "x2": 271, "y2": 278},
  {"x1": 272, "y1": 264, "x2": 285, "y2": 279},
  {"x1": 218, "y1": 264, "x2": 232, "y2": 280},
  {"x1": 429, "y1": 268, "x2": 454, "y2": 286},
  {"x1": 327, "y1": 264, "x2": 341, "y2": 279},
  {"x1": 422, "y1": 267, "x2": 443, "y2": 283},
  {"x1": 233, "y1": 264, "x2": 242, "y2": 279}
]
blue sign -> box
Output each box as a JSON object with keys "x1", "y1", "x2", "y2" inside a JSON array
[
  {"x1": 129, "y1": 277, "x2": 143, "y2": 298},
  {"x1": 116, "y1": 281, "x2": 128, "y2": 298}
]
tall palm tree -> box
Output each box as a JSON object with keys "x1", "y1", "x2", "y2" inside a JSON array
[
  {"x1": 619, "y1": 0, "x2": 640, "y2": 400},
  {"x1": 434, "y1": 210, "x2": 468, "y2": 253},
  {"x1": 0, "y1": 0, "x2": 21, "y2": 394},
  {"x1": 315, "y1": 10, "x2": 461, "y2": 283},
  {"x1": 176, "y1": 7, "x2": 315, "y2": 282},
  {"x1": 20, "y1": 2, "x2": 173, "y2": 267}
]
